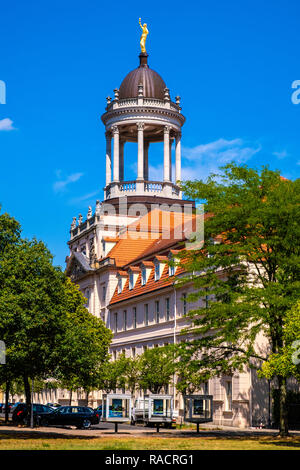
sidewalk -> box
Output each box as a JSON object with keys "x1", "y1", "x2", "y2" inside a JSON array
[{"x1": 0, "y1": 423, "x2": 299, "y2": 439}]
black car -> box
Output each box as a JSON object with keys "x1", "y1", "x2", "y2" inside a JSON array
[
  {"x1": 12, "y1": 403, "x2": 54, "y2": 426},
  {"x1": 94, "y1": 405, "x2": 102, "y2": 417},
  {"x1": 0, "y1": 402, "x2": 13, "y2": 413},
  {"x1": 44, "y1": 406, "x2": 100, "y2": 429}
]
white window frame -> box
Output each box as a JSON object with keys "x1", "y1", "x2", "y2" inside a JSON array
[
  {"x1": 224, "y1": 379, "x2": 233, "y2": 411},
  {"x1": 133, "y1": 306, "x2": 137, "y2": 329},
  {"x1": 141, "y1": 268, "x2": 147, "y2": 286},
  {"x1": 129, "y1": 272, "x2": 134, "y2": 290},
  {"x1": 154, "y1": 262, "x2": 160, "y2": 281}
]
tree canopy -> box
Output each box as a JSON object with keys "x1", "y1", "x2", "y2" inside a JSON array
[
  {"x1": 0, "y1": 209, "x2": 112, "y2": 409},
  {"x1": 178, "y1": 163, "x2": 300, "y2": 436}
]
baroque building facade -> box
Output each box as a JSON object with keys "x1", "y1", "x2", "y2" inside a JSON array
[{"x1": 61, "y1": 50, "x2": 272, "y2": 428}]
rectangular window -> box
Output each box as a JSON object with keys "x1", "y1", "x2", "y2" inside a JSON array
[
  {"x1": 154, "y1": 263, "x2": 160, "y2": 281},
  {"x1": 123, "y1": 310, "x2": 127, "y2": 331},
  {"x1": 141, "y1": 268, "x2": 147, "y2": 286},
  {"x1": 102, "y1": 285, "x2": 106, "y2": 301},
  {"x1": 132, "y1": 347, "x2": 136, "y2": 358},
  {"x1": 155, "y1": 300, "x2": 160, "y2": 323},
  {"x1": 225, "y1": 380, "x2": 232, "y2": 411},
  {"x1": 133, "y1": 307, "x2": 137, "y2": 329},
  {"x1": 114, "y1": 312, "x2": 118, "y2": 332},
  {"x1": 169, "y1": 258, "x2": 175, "y2": 276},
  {"x1": 165, "y1": 298, "x2": 170, "y2": 321},
  {"x1": 144, "y1": 304, "x2": 149, "y2": 326},
  {"x1": 118, "y1": 278, "x2": 122, "y2": 294},
  {"x1": 129, "y1": 272, "x2": 134, "y2": 290},
  {"x1": 182, "y1": 293, "x2": 187, "y2": 315}
]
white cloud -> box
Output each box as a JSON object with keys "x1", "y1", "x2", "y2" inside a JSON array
[
  {"x1": 0, "y1": 118, "x2": 14, "y2": 131},
  {"x1": 149, "y1": 138, "x2": 261, "y2": 182},
  {"x1": 69, "y1": 190, "x2": 99, "y2": 205},
  {"x1": 53, "y1": 172, "x2": 84, "y2": 193},
  {"x1": 273, "y1": 150, "x2": 288, "y2": 159},
  {"x1": 181, "y1": 138, "x2": 261, "y2": 181}
]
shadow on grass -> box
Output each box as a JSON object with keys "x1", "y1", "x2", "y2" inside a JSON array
[
  {"x1": 0, "y1": 428, "x2": 100, "y2": 441},
  {"x1": 259, "y1": 439, "x2": 300, "y2": 449}
]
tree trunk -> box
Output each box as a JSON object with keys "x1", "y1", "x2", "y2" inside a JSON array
[
  {"x1": 5, "y1": 381, "x2": 10, "y2": 423},
  {"x1": 69, "y1": 389, "x2": 72, "y2": 406},
  {"x1": 278, "y1": 376, "x2": 289, "y2": 436},
  {"x1": 23, "y1": 375, "x2": 31, "y2": 406},
  {"x1": 85, "y1": 390, "x2": 89, "y2": 407}
]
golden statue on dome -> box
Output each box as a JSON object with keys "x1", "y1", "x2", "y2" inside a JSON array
[{"x1": 139, "y1": 18, "x2": 149, "y2": 53}]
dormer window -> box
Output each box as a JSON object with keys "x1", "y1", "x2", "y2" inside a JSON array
[
  {"x1": 129, "y1": 272, "x2": 134, "y2": 290},
  {"x1": 118, "y1": 277, "x2": 122, "y2": 294},
  {"x1": 141, "y1": 268, "x2": 147, "y2": 286},
  {"x1": 169, "y1": 263, "x2": 175, "y2": 277},
  {"x1": 154, "y1": 262, "x2": 160, "y2": 281}
]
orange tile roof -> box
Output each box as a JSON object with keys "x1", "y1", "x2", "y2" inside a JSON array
[
  {"x1": 141, "y1": 261, "x2": 154, "y2": 267},
  {"x1": 128, "y1": 266, "x2": 141, "y2": 272},
  {"x1": 109, "y1": 263, "x2": 185, "y2": 306},
  {"x1": 154, "y1": 255, "x2": 169, "y2": 262},
  {"x1": 117, "y1": 270, "x2": 128, "y2": 276},
  {"x1": 104, "y1": 237, "x2": 159, "y2": 267}
]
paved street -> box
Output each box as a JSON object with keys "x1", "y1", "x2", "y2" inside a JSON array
[{"x1": 1, "y1": 420, "x2": 300, "y2": 439}]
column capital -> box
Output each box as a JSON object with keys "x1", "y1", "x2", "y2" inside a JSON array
[
  {"x1": 176, "y1": 130, "x2": 182, "y2": 139},
  {"x1": 112, "y1": 125, "x2": 119, "y2": 134},
  {"x1": 164, "y1": 125, "x2": 171, "y2": 134},
  {"x1": 137, "y1": 122, "x2": 145, "y2": 131}
]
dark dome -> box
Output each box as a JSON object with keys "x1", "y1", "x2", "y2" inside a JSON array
[{"x1": 119, "y1": 54, "x2": 166, "y2": 100}]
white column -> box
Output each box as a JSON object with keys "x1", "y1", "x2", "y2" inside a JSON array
[
  {"x1": 120, "y1": 140, "x2": 125, "y2": 181},
  {"x1": 137, "y1": 122, "x2": 144, "y2": 181},
  {"x1": 169, "y1": 138, "x2": 173, "y2": 182},
  {"x1": 144, "y1": 141, "x2": 149, "y2": 180},
  {"x1": 112, "y1": 125, "x2": 119, "y2": 182},
  {"x1": 163, "y1": 126, "x2": 170, "y2": 182},
  {"x1": 105, "y1": 131, "x2": 112, "y2": 186},
  {"x1": 175, "y1": 131, "x2": 182, "y2": 183}
]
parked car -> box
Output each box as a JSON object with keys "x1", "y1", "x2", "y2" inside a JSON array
[
  {"x1": 12, "y1": 403, "x2": 54, "y2": 426},
  {"x1": 46, "y1": 403, "x2": 61, "y2": 410},
  {"x1": 94, "y1": 405, "x2": 102, "y2": 417},
  {"x1": 0, "y1": 402, "x2": 13, "y2": 413},
  {"x1": 10, "y1": 402, "x2": 23, "y2": 413},
  {"x1": 43, "y1": 406, "x2": 100, "y2": 429}
]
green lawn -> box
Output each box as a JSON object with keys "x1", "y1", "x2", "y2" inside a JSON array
[{"x1": 0, "y1": 433, "x2": 300, "y2": 450}]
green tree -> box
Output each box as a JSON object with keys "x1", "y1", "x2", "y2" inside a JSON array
[
  {"x1": 98, "y1": 353, "x2": 129, "y2": 393},
  {"x1": 138, "y1": 346, "x2": 176, "y2": 394},
  {"x1": 54, "y1": 279, "x2": 112, "y2": 404},
  {"x1": 260, "y1": 301, "x2": 300, "y2": 382},
  {"x1": 0, "y1": 237, "x2": 112, "y2": 411},
  {"x1": 178, "y1": 164, "x2": 300, "y2": 436},
  {"x1": 0, "y1": 208, "x2": 21, "y2": 421}
]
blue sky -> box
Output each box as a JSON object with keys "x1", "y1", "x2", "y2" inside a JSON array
[{"x1": 1, "y1": 0, "x2": 300, "y2": 267}]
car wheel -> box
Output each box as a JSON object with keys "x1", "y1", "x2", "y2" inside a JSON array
[{"x1": 82, "y1": 419, "x2": 91, "y2": 430}]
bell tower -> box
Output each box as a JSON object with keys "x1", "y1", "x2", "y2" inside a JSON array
[{"x1": 101, "y1": 52, "x2": 185, "y2": 204}]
